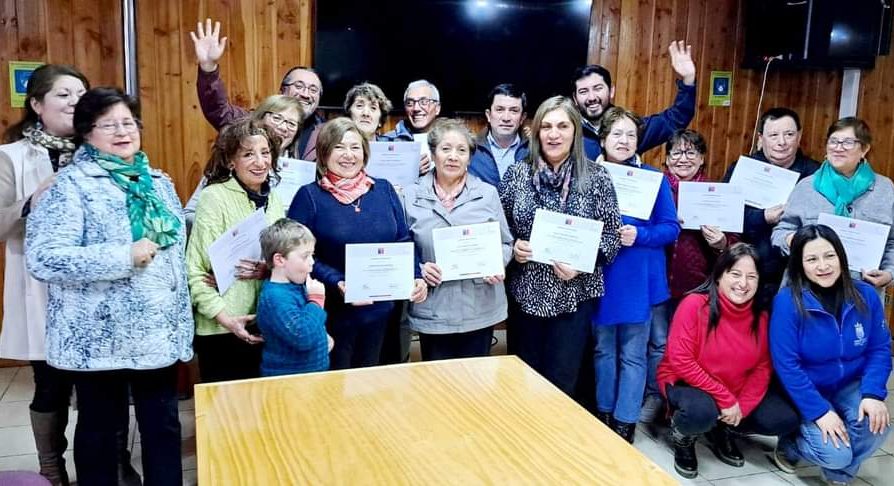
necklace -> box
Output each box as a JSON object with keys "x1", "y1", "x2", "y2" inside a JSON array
[{"x1": 351, "y1": 195, "x2": 362, "y2": 213}]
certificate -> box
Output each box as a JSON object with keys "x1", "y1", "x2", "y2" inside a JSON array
[
  {"x1": 602, "y1": 162, "x2": 664, "y2": 220},
  {"x1": 677, "y1": 182, "x2": 745, "y2": 233},
  {"x1": 817, "y1": 213, "x2": 891, "y2": 272},
  {"x1": 413, "y1": 133, "x2": 431, "y2": 159},
  {"x1": 727, "y1": 156, "x2": 800, "y2": 209},
  {"x1": 432, "y1": 222, "x2": 504, "y2": 281},
  {"x1": 207, "y1": 209, "x2": 268, "y2": 296},
  {"x1": 528, "y1": 209, "x2": 604, "y2": 273},
  {"x1": 273, "y1": 157, "x2": 316, "y2": 206},
  {"x1": 344, "y1": 242, "x2": 415, "y2": 303},
  {"x1": 367, "y1": 141, "x2": 421, "y2": 190}
]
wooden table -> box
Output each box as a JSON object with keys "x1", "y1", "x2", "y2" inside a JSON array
[{"x1": 195, "y1": 356, "x2": 676, "y2": 485}]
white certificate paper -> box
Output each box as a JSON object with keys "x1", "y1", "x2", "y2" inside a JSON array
[
  {"x1": 207, "y1": 209, "x2": 268, "y2": 296},
  {"x1": 432, "y1": 222, "x2": 504, "y2": 281},
  {"x1": 677, "y1": 182, "x2": 745, "y2": 233},
  {"x1": 274, "y1": 157, "x2": 316, "y2": 206},
  {"x1": 528, "y1": 209, "x2": 604, "y2": 273},
  {"x1": 728, "y1": 156, "x2": 800, "y2": 209},
  {"x1": 344, "y1": 242, "x2": 415, "y2": 303},
  {"x1": 367, "y1": 141, "x2": 421, "y2": 190},
  {"x1": 817, "y1": 213, "x2": 891, "y2": 272},
  {"x1": 602, "y1": 163, "x2": 664, "y2": 220},
  {"x1": 413, "y1": 133, "x2": 431, "y2": 159}
]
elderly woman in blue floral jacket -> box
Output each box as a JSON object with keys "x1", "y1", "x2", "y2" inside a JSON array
[{"x1": 25, "y1": 88, "x2": 193, "y2": 485}]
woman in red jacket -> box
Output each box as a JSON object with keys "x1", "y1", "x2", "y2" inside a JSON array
[{"x1": 657, "y1": 243, "x2": 799, "y2": 479}]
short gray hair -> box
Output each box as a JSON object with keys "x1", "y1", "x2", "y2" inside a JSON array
[{"x1": 403, "y1": 79, "x2": 440, "y2": 103}]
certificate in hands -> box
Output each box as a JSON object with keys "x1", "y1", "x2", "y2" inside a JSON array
[
  {"x1": 817, "y1": 213, "x2": 891, "y2": 273},
  {"x1": 273, "y1": 157, "x2": 317, "y2": 206},
  {"x1": 677, "y1": 182, "x2": 745, "y2": 233},
  {"x1": 367, "y1": 141, "x2": 421, "y2": 190},
  {"x1": 207, "y1": 209, "x2": 268, "y2": 296},
  {"x1": 528, "y1": 209, "x2": 604, "y2": 273},
  {"x1": 432, "y1": 222, "x2": 504, "y2": 281},
  {"x1": 601, "y1": 163, "x2": 664, "y2": 220},
  {"x1": 344, "y1": 242, "x2": 415, "y2": 303},
  {"x1": 728, "y1": 156, "x2": 800, "y2": 209}
]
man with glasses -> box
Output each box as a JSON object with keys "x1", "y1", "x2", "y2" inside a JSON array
[
  {"x1": 573, "y1": 40, "x2": 697, "y2": 159},
  {"x1": 722, "y1": 107, "x2": 820, "y2": 305},
  {"x1": 382, "y1": 79, "x2": 442, "y2": 174},
  {"x1": 190, "y1": 18, "x2": 325, "y2": 158},
  {"x1": 468, "y1": 83, "x2": 529, "y2": 188}
]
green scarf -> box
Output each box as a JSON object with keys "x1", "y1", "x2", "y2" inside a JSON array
[
  {"x1": 85, "y1": 144, "x2": 181, "y2": 248},
  {"x1": 812, "y1": 160, "x2": 875, "y2": 216}
]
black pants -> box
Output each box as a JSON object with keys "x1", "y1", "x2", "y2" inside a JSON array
[
  {"x1": 194, "y1": 330, "x2": 262, "y2": 383},
  {"x1": 419, "y1": 326, "x2": 494, "y2": 361},
  {"x1": 30, "y1": 361, "x2": 72, "y2": 413},
  {"x1": 73, "y1": 365, "x2": 182, "y2": 486},
  {"x1": 666, "y1": 383, "x2": 800, "y2": 437},
  {"x1": 508, "y1": 298, "x2": 594, "y2": 396}
]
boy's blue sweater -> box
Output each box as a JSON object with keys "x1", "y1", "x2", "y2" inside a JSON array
[{"x1": 256, "y1": 280, "x2": 329, "y2": 376}]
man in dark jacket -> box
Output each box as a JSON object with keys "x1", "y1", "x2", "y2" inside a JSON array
[
  {"x1": 722, "y1": 107, "x2": 820, "y2": 306},
  {"x1": 573, "y1": 40, "x2": 697, "y2": 159},
  {"x1": 190, "y1": 18, "x2": 325, "y2": 158},
  {"x1": 469, "y1": 83, "x2": 530, "y2": 187}
]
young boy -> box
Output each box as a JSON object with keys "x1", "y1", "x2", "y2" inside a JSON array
[{"x1": 257, "y1": 218, "x2": 331, "y2": 376}]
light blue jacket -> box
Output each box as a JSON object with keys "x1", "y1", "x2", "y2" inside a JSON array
[{"x1": 25, "y1": 148, "x2": 194, "y2": 371}]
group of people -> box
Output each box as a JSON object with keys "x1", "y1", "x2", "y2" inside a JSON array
[{"x1": 0, "y1": 17, "x2": 891, "y2": 486}]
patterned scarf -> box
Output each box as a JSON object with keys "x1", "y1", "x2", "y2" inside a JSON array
[
  {"x1": 23, "y1": 122, "x2": 77, "y2": 168},
  {"x1": 84, "y1": 144, "x2": 182, "y2": 248},
  {"x1": 812, "y1": 160, "x2": 875, "y2": 216},
  {"x1": 433, "y1": 173, "x2": 467, "y2": 212},
  {"x1": 532, "y1": 156, "x2": 573, "y2": 207},
  {"x1": 318, "y1": 170, "x2": 375, "y2": 204}
]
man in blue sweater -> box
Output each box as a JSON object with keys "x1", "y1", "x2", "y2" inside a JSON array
[
  {"x1": 573, "y1": 40, "x2": 697, "y2": 160},
  {"x1": 468, "y1": 83, "x2": 530, "y2": 188}
]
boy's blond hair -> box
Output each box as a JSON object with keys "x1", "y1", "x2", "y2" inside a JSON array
[{"x1": 260, "y1": 218, "x2": 316, "y2": 267}]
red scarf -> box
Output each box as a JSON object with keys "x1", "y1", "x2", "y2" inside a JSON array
[
  {"x1": 433, "y1": 174, "x2": 467, "y2": 212},
  {"x1": 318, "y1": 170, "x2": 375, "y2": 205}
]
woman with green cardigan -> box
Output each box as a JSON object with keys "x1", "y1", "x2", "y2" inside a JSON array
[{"x1": 187, "y1": 118, "x2": 285, "y2": 382}]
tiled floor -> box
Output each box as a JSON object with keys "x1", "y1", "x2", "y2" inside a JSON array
[{"x1": 2, "y1": 350, "x2": 893, "y2": 485}]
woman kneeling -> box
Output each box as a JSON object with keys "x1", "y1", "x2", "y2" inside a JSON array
[{"x1": 658, "y1": 243, "x2": 799, "y2": 479}]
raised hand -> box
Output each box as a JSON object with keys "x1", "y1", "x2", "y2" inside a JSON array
[
  {"x1": 669, "y1": 40, "x2": 696, "y2": 86},
  {"x1": 190, "y1": 18, "x2": 227, "y2": 73}
]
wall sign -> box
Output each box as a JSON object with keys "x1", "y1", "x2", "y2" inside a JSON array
[
  {"x1": 709, "y1": 71, "x2": 733, "y2": 107},
  {"x1": 8, "y1": 61, "x2": 44, "y2": 108}
]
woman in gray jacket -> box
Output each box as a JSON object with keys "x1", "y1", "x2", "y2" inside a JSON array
[
  {"x1": 404, "y1": 119, "x2": 513, "y2": 360},
  {"x1": 772, "y1": 117, "x2": 894, "y2": 292}
]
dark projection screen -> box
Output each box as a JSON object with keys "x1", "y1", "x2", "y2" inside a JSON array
[{"x1": 314, "y1": 0, "x2": 592, "y2": 114}]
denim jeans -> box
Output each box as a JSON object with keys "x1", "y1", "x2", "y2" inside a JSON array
[
  {"x1": 779, "y1": 380, "x2": 891, "y2": 483},
  {"x1": 73, "y1": 365, "x2": 182, "y2": 486},
  {"x1": 666, "y1": 383, "x2": 800, "y2": 436},
  {"x1": 509, "y1": 299, "x2": 594, "y2": 396},
  {"x1": 594, "y1": 321, "x2": 650, "y2": 424},
  {"x1": 645, "y1": 301, "x2": 673, "y2": 398}
]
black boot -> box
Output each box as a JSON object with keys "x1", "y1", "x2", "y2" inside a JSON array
[
  {"x1": 30, "y1": 409, "x2": 70, "y2": 486},
  {"x1": 595, "y1": 411, "x2": 613, "y2": 428},
  {"x1": 612, "y1": 420, "x2": 636, "y2": 444},
  {"x1": 705, "y1": 424, "x2": 744, "y2": 467},
  {"x1": 117, "y1": 421, "x2": 142, "y2": 486},
  {"x1": 671, "y1": 426, "x2": 698, "y2": 479}
]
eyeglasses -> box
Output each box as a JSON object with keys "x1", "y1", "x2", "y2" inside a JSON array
[
  {"x1": 282, "y1": 81, "x2": 320, "y2": 96},
  {"x1": 404, "y1": 97, "x2": 438, "y2": 109},
  {"x1": 92, "y1": 119, "x2": 141, "y2": 134},
  {"x1": 827, "y1": 138, "x2": 860, "y2": 150},
  {"x1": 265, "y1": 112, "x2": 300, "y2": 131},
  {"x1": 668, "y1": 149, "x2": 700, "y2": 160}
]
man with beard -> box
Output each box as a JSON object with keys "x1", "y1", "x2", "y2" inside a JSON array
[
  {"x1": 382, "y1": 79, "x2": 442, "y2": 174},
  {"x1": 573, "y1": 40, "x2": 697, "y2": 159},
  {"x1": 469, "y1": 83, "x2": 529, "y2": 187},
  {"x1": 190, "y1": 18, "x2": 326, "y2": 159}
]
